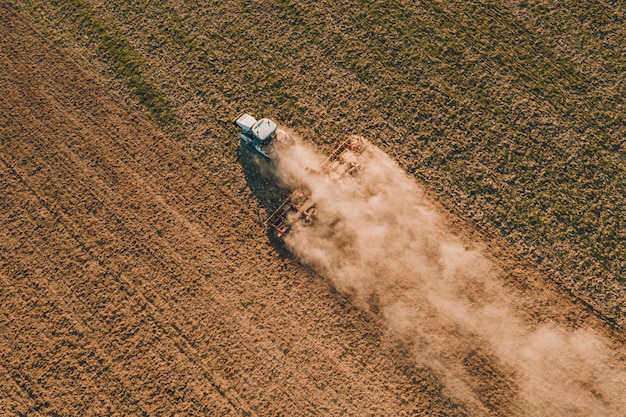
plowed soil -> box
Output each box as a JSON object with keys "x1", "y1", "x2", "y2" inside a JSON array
[{"x1": 1, "y1": 2, "x2": 624, "y2": 417}]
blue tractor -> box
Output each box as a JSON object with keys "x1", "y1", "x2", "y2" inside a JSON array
[{"x1": 234, "y1": 113, "x2": 291, "y2": 160}]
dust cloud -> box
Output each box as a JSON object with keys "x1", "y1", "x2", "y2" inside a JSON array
[{"x1": 273, "y1": 139, "x2": 626, "y2": 416}]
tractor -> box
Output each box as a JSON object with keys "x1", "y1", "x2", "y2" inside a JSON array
[
  {"x1": 234, "y1": 113, "x2": 369, "y2": 241},
  {"x1": 233, "y1": 113, "x2": 291, "y2": 160}
]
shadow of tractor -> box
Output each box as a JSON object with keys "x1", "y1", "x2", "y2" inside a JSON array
[{"x1": 237, "y1": 144, "x2": 294, "y2": 251}]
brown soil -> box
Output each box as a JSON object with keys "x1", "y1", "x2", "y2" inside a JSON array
[{"x1": 0, "y1": 3, "x2": 624, "y2": 417}]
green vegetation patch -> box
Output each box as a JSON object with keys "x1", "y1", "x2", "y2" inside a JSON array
[{"x1": 29, "y1": 0, "x2": 175, "y2": 126}]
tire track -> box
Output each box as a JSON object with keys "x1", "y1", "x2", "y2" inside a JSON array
[
  {"x1": 0, "y1": 81, "x2": 291, "y2": 416},
  {"x1": 0, "y1": 155, "x2": 239, "y2": 416}
]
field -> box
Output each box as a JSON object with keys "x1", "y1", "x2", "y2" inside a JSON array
[{"x1": 1, "y1": 1, "x2": 624, "y2": 416}]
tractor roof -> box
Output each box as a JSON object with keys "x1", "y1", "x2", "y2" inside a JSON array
[{"x1": 252, "y1": 118, "x2": 277, "y2": 141}]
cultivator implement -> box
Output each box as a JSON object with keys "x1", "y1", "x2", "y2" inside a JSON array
[{"x1": 265, "y1": 136, "x2": 370, "y2": 241}]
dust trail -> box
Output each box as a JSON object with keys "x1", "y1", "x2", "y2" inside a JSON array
[{"x1": 274, "y1": 139, "x2": 626, "y2": 416}]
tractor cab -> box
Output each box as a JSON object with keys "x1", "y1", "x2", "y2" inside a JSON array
[{"x1": 234, "y1": 113, "x2": 286, "y2": 160}]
